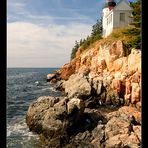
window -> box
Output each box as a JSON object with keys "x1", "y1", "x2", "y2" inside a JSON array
[{"x1": 120, "y1": 13, "x2": 125, "y2": 22}]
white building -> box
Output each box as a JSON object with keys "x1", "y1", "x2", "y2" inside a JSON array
[{"x1": 102, "y1": 0, "x2": 133, "y2": 37}]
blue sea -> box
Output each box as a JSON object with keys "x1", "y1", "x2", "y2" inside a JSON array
[{"x1": 7, "y1": 68, "x2": 62, "y2": 148}]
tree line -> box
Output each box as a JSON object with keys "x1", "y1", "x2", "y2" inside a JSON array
[{"x1": 70, "y1": 18, "x2": 103, "y2": 60}]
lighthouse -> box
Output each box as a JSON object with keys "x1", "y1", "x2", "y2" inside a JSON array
[
  {"x1": 102, "y1": 0, "x2": 133, "y2": 37},
  {"x1": 102, "y1": 0, "x2": 116, "y2": 37},
  {"x1": 104, "y1": 0, "x2": 116, "y2": 11}
]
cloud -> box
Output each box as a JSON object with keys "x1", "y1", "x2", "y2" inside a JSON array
[
  {"x1": 7, "y1": 0, "x2": 99, "y2": 67},
  {"x1": 27, "y1": 14, "x2": 91, "y2": 21},
  {"x1": 7, "y1": 21, "x2": 92, "y2": 67}
]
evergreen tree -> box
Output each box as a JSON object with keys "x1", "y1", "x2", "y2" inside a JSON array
[
  {"x1": 70, "y1": 40, "x2": 79, "y2": 60},
  {"x1": 129, "y1": 0, "x2": 141, "y2": 49},
  {"x1": 129, "y1": 0, "x2": 141, "y2": 28},
  {"x1": 79, "y1": 39, "x2": 83, "y2": 46},
  {"x1": 70, "y1": 17, "x2": 103, "y2": 60},
  {"x1": 91, "y1": 18, "x2": 102, "y2": 37}
]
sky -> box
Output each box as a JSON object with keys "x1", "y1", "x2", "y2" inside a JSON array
[{"x1": 7, "y1": 0, "x2": 134, "y2": 68}]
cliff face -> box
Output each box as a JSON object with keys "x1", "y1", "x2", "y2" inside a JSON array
[
  {"x1": 59, "y1": 39, "x2": 141, "y2": 106},
  {"x1": 26, "y1": 38, "x2": 141, "y2": 147}
]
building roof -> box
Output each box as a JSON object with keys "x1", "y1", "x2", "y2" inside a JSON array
[{"x1": 113, "y1": 0, "x2": 133, "y2": 11}]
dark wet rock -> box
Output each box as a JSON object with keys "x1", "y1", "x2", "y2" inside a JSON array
[
  {"x1": 26, "y1": 96, "x2": 110, "y2": 147},
  {"x1": 47, "y1": 73, "x2": 56, "y2": 82},
  {"x1": 106, "y1": 89, "x2": 120, "y2": 106},
  {"x1": 26, "y1": 96, "x2": 141, "y2": 148},
  {"x1": 84, "y1": 97, "x2": 100, "y2": 109},
  {"x1": 26, "y1": 96, "x2": 86, "y2": 147},
  {"x1": 47, "y1": 71, "x2": 61, "y2": 83},
  {"x1": 66, "y1": 111, "x2": 102, "y2": 137},
  {"x1": 55, "y1": 80, "x2": 65, "y2": 91},
  {"x1": 68, "y1": 131, "x2": 94, "y2": 148}
]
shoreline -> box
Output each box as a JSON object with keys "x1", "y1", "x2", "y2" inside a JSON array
[{"x1": 26, "y1": 39, "x2": 141, "y2": 147}]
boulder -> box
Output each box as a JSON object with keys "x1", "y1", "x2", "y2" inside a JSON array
[
  {"x1": 128, "y1": 48, "x2": 141, "y2": 74},
  {"x1": 113, "y1": 58, "x2": 123, "y2": 71},
  {"x1": 118, "y1": 106, "x2": 141, "y2": 125},
  {"x1": 26, "y1": 96, "x2": 85, "y2": 147},
  {"x1": 47, "y1": 73, "x2": 56, "y2": 82},
  {"x1": 97, "y1": 58, "x2": 107, "y2": 72},
  {"x1": 105, "y1": 117, "x2": 131, "y2": 139},
  {"x1": 47, "y1": 71, "x2": 61, "y2": 83},
  {"x1": 63, "y1": 73, "x2": 91, "y2": 99},
  {"x1": 131, "y1": 83, "x2": 140, "y2": 104},
  {"x1": 67, "y1": 98, "x2": 85, "y2": 115},
  {"x1": 106, "y1": 89, "x2": 120, "y2": 106},
  {"x1": 109, "y1": 40, "x2": 125, "y2": 58}
]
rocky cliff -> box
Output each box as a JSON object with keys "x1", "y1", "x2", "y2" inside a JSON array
[
  {"x1": 59, "y1": 39, "x2": 141, "y2": 107},
  {"x1": 26, "y1": 37, "x2": 141, "y2": 147}
]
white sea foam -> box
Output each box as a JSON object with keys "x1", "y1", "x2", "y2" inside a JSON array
[
  {"x1": 49, "y1": 86, "x2": 57, "y2": 92},
  {"x1": 7, "y1": 119, "x2": 38, "y2": 139}
]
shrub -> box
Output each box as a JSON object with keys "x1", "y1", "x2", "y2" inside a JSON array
[
  {"x1": 122, "y1": 27, "x2": 140, "y2": 36},
  {"x1": 124, "y1": 35, "x2": 141, "y2": 49},
  {"x1": 81, "y1": 35, "x2": 102, "y2": 49}
]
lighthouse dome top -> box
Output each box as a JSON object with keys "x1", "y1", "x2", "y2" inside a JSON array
[{"x1": 104, "y1": 0, "x2": 116, "y2": 8}]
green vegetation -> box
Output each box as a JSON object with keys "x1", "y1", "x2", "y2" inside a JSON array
[
  {"x1": 129, "y1": 0, "x2": 141, "y2": 28},
  {"x1": 70, "y1": 18, "x2": 103, "y2": 60},
  {"x1": 81, "y1": 34, "x2": 102, "y2": 50},
  {"x1": 122, "y1": 27, "x2": 141, "y2": 49},
  {"x1": 127, "y1": 0, "x2": 141, "y2": 49},
  {"x1": 71, "y1": 41, "x2": 79, "y2": 60}
]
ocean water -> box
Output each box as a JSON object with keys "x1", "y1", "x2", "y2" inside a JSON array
[{"x1": 7, "y1": 68, "x2": 62, "y2": 148}]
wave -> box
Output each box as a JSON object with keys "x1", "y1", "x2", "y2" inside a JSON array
[
  {"x1": 7, "y1": 118, "x2": 43, "y2": 147},
  {"x1": 7, "y1": 68, "x2": 61, "y2": 147}
]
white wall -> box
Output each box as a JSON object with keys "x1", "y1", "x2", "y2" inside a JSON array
[
  {"x1": 102, "y1": 0, "x2": 133, "y2": 37},
  {"x1": 113, "y1": 10, "x2": 132, "y2": 28},
  {"x1": 102, "y1": 8, "x2": 114, "y2": 37}
]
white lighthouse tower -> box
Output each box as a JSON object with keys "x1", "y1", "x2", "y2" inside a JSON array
[{"x1": 102, "y1": 0, "x2": 133, "y2": 37}]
